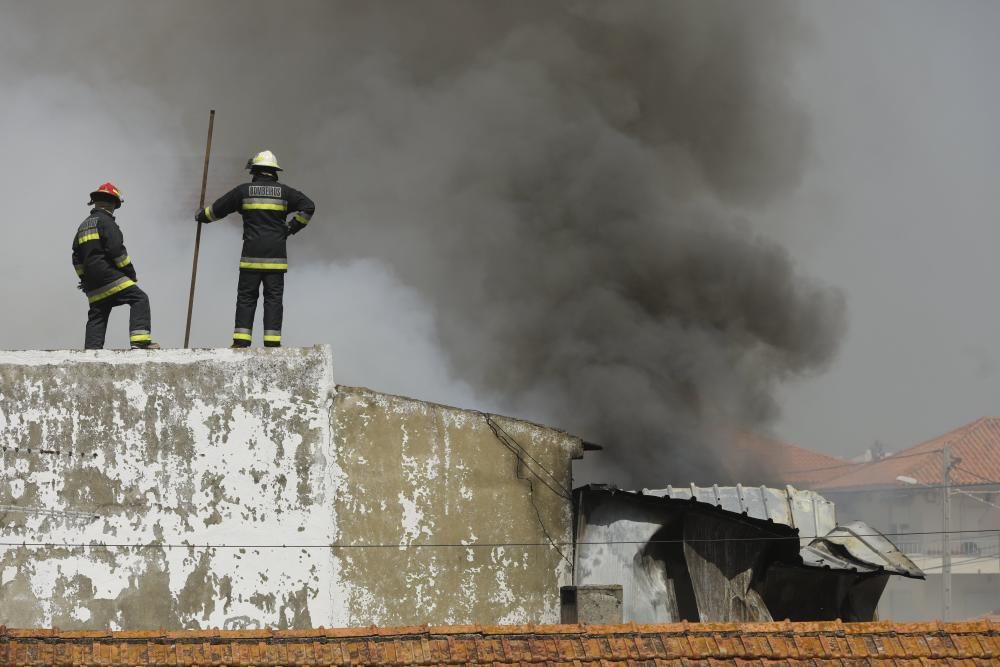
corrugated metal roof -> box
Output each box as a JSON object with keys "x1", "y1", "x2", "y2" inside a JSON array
[
  {"x1": 573, "y1": 485, "x2": 923, "y2": 623},
  {"x1": 640, "y1": 483, "x2": 837, "y2": 544},
  {"x1": 631, "y1": 485, "x2": 920, "y2": 576},
  {"x1": 4, "y1": 621, "x2": 998, "y2": 665},
  {"x1": 800, "y1": 520, "x2": 925, "y2": 578}
]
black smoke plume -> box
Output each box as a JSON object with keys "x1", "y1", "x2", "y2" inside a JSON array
[{"x1": 2, "y1": 0, "x2": 845, "y2": 485}]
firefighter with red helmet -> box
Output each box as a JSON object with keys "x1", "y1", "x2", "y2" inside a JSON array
[
  {"x1": 72, "y1": 183, "x2": 159, "y2": 350},
  {"x1": 196, "y1": 151, "x2": 315, "y2": 348}
]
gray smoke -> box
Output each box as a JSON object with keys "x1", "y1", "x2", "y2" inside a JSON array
[{"x1": 1, "y1": 0, "x2": 844, "y2": 485}]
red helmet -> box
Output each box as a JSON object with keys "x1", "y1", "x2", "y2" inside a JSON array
[{"x1": 89, "y1": 182, "x2": 124, "y2": 207}]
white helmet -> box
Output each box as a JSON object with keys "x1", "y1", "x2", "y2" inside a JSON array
[{"x1": 246, "y1": 150, "x2": 282, "y2": 171}]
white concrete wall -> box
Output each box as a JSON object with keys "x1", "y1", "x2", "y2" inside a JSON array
[
  {"x1": 0, "y1": 347, "x2": 337, "y2": 629},
  {"x1": 0, "y1": 346, "x2": 580, "y2": 629}
]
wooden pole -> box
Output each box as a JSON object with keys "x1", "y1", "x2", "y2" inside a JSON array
[{"x1": 184, "y1": 110, "x2": 215, "y2": 348}]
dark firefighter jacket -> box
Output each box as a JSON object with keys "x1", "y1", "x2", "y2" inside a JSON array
[
  {"x1": 198, "y1": 173, "x2": 315, "y2": 272},
  {"x1": 71, "y1": 208, "x2": 139, "y2": 303}
]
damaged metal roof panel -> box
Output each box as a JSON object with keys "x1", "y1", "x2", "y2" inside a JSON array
[
  {"x1": 639, "y1": 483, "x2": 837, "y2": 543},
  {"x1": 801, "y1": 520, "x2": 924, "y2": 579},
  {"x1": 573, "y1": 485, "x2": 924, "y2": 623}
]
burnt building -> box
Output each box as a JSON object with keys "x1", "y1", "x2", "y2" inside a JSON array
[{"x1": 572, "y1": 484, "x2": 923, "y2": 623}]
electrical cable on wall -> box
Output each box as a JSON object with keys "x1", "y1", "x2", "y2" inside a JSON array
[{"x1": 483, "y1": 414, "x2": 573, "y2": 566}]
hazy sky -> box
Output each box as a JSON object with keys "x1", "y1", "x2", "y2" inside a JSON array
[
  {"x1": 772, "y1": 1, "x2": 1000, "y2": 458},
  {"x1": 1, "y1": 1, "x2": 998, "y2": 465}
]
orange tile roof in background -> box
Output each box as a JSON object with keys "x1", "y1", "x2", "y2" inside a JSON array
[
  {"x1": 735, "y1": 433, "x2": 859, "y2": 487},
  {"x1": 3, "y1": 621, "x2": 998, "y2": 666},
  {"x1": 816, "y1": 417, "x2": 1000, "y2": 490}
]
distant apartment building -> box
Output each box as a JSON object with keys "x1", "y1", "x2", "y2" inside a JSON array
[{"x1": 811, "y1": 418, "x2": 1000, "y2": 621}]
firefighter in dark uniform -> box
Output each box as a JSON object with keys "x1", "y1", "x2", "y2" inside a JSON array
[
  {"x1": 72, "y1": 182, "x2": 158, "y2": 350},
  {"x1": 196, "y1": 151, "x2": 315, "y2": 348}
]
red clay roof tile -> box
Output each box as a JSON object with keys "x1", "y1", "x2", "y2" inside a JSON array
[
  {"x1": 2, "y1": 621, "x2": 999, "y2": 665},
  {"x1": 734, "y1": 433, "x2": 857, "y2": 486},
  {"x1": 817, "y1": 417, "x2": 1000, "y2": 489}
]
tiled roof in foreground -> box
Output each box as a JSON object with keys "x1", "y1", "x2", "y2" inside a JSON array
[{"x1": 3, "y1": 620, "x2": 998, "y2": 665}]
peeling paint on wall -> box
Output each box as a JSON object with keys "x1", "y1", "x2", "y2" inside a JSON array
[
  {"x1": 0, "y1": 347, "x2": 336, "y2": 630},
  {"x1": 332, "y1": 387, "x2": 581, "y2": 626},
  {"x1": 0, "y1": 347, "x2": 582, "y2": 628}
]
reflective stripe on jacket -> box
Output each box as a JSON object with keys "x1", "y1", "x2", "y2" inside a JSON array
[
  {"x1": 71, "y1": 208, "x2": 138, "y2": 301},
  {"x1": 203, "y1": 173, "x2": 315, "y2": 273}
]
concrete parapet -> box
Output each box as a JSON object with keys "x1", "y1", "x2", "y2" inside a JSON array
[{"x1": 0, "y1": 346, "x2": 581, "y2": 629}]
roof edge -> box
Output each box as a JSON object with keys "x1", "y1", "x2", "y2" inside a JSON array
[{"x1": 2, "y1": 620, "x2": 995, "y2": 641}]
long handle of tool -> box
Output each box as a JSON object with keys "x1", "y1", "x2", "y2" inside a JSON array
[{"x1": 183, "y1": 109, "x2": 216, "y2": 348}]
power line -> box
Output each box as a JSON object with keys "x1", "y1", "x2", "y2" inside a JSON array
[
  {"x1": 2, "y1": 529, "x2": 997, "y2": 551},
  {"x1": 482, "y1": 414, "x2": 573, "y2": 566},
  {"x1": 920, "y1": 552, "x2": 1000, "y2": 572},
  {"x1": 829, "y1": 481, "x2": 1000, "y2": 492},
  {"x1": 949, "y1": 485, "x2": 1000, "y2": 511},
  {"x1": 482, "y1": 414, "x2": 572, "y2": 565},
  {"x1": 952, "y1": 464, "x2": 1000, "y2": 485}
]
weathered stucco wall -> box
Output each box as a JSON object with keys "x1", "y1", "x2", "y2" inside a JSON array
[
  {"x1": 0, "y1": 346, "x2": 581, "y2": 629},
  {"x1": 334, "y1": 387, "x2": 579, "y2": 625}
]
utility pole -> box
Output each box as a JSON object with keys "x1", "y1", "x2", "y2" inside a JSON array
[{"x1": 941, "y1": 444, "x2": 952, "y2": 620}]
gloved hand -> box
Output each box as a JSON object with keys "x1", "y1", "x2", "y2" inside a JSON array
[
  {"x1": 76, "y1": 281, "x2": 85, "y2": 292},
  {"x1": 195, "y1": 207, "x2": 210, "y2": 223},
  {"x1": 284, "y1": 223, "x2": 293, "y2": 238}
]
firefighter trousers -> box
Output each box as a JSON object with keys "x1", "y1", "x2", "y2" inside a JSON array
[
  {"x1": 233, "y1": 270, "x2": 284, "y2": 347},
  {"x1": 85, "y1": 284, "x2": 152, "y2": 350}
]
